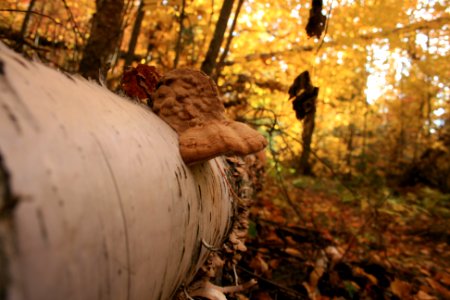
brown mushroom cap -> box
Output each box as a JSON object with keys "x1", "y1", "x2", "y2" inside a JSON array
[{"x1": 152, "y1": 68, "x2": 268, "y2": 165}]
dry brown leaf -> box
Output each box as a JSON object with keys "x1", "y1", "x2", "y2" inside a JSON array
[
  {"x1": 391, "y1": 278, "x2": 412, "y2": 299},
  {"x1": 264, "y1": 230, "x2": 284, "y2": 246},
  {"x1": 235, "y1": 294, "x2": 250, "y2": 300},
  {"x1": 268, "y1": 258, "x2": 280, "y2": 269},
  {"x1": 436, "y1": 271, "x2": 450, "y2": 286},
  {"x1": 302, "y1": 282, "x2": 316, "y2": 300},
  {"x1": 251, "y1": 291, "x2": 273, "y2": 300},
  {"x1": 425, "y1": 278, "x2": 450, "y2": 299},
  {"x1": 285, "y1": 247, "x2": 302, "y2": 257},
  {"x1": 353, "y1": 266, "x2": 378, "y2": 285},
  {"x1": 325, "y1": 246, "x2": 343, "y2": 263},
  {"x1": 309, "y1": 265, "x2": 325, "y2": 290},
  {"x1": 414, "y1": 290, "x2": 437, "y2": 300},
  {"x1": 249, "y1": 253, "x2": 269, "y2": 275},
  {"x1": 419, "y1": 267, "x2": 432, "y2": 276}
]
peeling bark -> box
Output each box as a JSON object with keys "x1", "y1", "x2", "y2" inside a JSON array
[{"x1": 0, "y1": 42, "x2": 235, "y2": 300}]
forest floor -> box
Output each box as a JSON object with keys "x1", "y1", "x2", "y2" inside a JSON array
[{"x1": 237, "y1": 176, "x2": 450, "y2": 300}]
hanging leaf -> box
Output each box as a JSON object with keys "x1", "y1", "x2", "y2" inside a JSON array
[
  {"x1": 288, "y1": 71, "x2": 319, "y2": 120},
  {"x1": 305, "y1": 0, "x2": 327, "y2": 38}
]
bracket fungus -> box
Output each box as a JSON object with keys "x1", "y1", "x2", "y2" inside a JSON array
[{"x1": 152, "y1": 68, "x2": 267, "y2": 165}]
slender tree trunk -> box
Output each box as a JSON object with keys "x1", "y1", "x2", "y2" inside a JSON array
[
  {"x1": 213, "y1": 0, "x2": 245, "y2": 80},
  {"x1": 298, "y1": 109, "x2": 316, "y2": 175},
  {"x1": 201, "y1": 0, "x2": 235, "y2": 76},
  {"x1": 345, "y1": 123, "x2": 354, "y2": 180},
  {"x1": 144, "y1": 23, "x2": 161, "y2": 63},
  {"x1": 361, "y1": 104, "x2": 368, "y2": 173},
  {"x1": 17, "y1": 0, "x2": 37, "y2": 50},
  {"x1": 394, "y1": 102, "x2": 406, "y2": 166},
  {"x1": 124, "y1": 0, "x2": 145, "y2": 67},
  {"x1": 195, "y1": 0, "x2": 215, "y2": 65},
  {"x1": 79, "y1": 0, "x2": 125, "y2": 81},
  {"x1": 173, "y1": 0, "x2": 186, "y2": 68},
  {"x1": 19, "y1": 0, "x2": 37, "y2": 38}
]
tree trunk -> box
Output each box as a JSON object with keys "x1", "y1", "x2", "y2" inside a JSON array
[
  {"x1": 173, "y1": 0, "x2": 186, "y2": 68},
  {"x1": 124, "y1": 0, "x2": 146, "y2": 68},
  {"x1": 0, "y1": 42, "x2": 235, "y2": 300},
  {"x1": 19, "y1": 0, "x2": 37, "y2": 37},
  {"x1": 298, "y1": 110, "x2": 316, "y2": 175},
  {"x1": 79, "y1": 0, "x2": 125, "y2": 81},
  {"x1": 345, "y1": 123, "x2": 354, "y2": 180},
  {"x1": 201, "y1": 0, "x2": 234, "y2": 76},
  {"x1": 213, "y1": 0, "x2": 245, "y2": 80},
  {"x1": 17, "y1": 0, "x2": 37, "y2": 51}
]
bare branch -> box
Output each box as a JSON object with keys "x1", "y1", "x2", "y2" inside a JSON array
[{"x1": 0, "y1": 9, "x2": 61, "y2": 26}]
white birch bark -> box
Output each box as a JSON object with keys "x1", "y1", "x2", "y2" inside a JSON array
[{"x1": 0, "y1": 42, "x2": 234, "y2": 300}]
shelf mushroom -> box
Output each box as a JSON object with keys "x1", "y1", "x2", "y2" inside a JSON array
[{"x1": 152, "y1": 68, "x2": 268, "y2": 165}]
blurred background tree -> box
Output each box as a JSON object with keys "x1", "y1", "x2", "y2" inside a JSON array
[
  {"x1": 78, "y1": 0, "x2": 125, "y2": 80},
  {"x1": 0, "y1": 0, "x2": 448, "y2": 191}
]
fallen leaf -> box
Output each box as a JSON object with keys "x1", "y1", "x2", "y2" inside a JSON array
[
  {"x1": 249, "y1": 253, "x2": 269, "y2": 275},
  {"x1": 425, "y1": 278, "x2": 450, "y2": 299},
  {"x1": 285, "y1": 247, "x2": 302, "y2": 257},
  {"x1": 391, "y1": 278, "x2": 412, "y2": 299},
  {"x1": 414, "y1": 290, "x2": 437, "y2": 300},
  {"x1": 436, "y1": 271, "x2": 450, "y2": 286},
  {"x1": 251, "y1": 291, "x2": 272, "y2": 300}
]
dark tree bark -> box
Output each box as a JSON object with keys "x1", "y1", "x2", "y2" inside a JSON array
[
  {"x1": 19, "y1": 0, "x2": 37, "y2": 38},
  {"x1": 288, "y1": 71, "x2": 318, "y2": 175},
  {"x1": 201, "y1": 0, "x2": 234, "y2": 76},
  {"x1": 213, "y1": 0, "x2": 244, "y2": 80},
  {"x1": 17, "y1": 0, "x2": 37, "y2": 50},
  {"x1": 124, "y1": 0, "x2": 145, "y2": 67},
  {"x1": 79, "y1": 0, "x2": 125, "y2": 81},
  {"x1": 298, "y1": 109, "x2": 316, "y2": 175},
  {"x1": 344, "y1": 123, "x2": 354, "y2": 180}
]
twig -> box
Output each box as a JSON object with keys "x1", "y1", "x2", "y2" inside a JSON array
[
  {"x1": 281, "y1": 130, "x2": 360, "y2": 200},
  {"x1": 0, "y1": 30, "x2": 50, "y2": 53},
  {"x1": 184, "y1": 286, "x2": 195, "y2": 300},
  {"x1": 0, "y1": 9, "x2": 61, "y2": 25},
  {"x1": 60, "y1": 0, "x2": 83, "y2": 42},
  {"x1": 246, "y1": 107, "x2": 308, "y2": 224},
  {"x1": 237, "y1": 266, "x2": 307, "y2": 299},
  {"x1": 265, "y1": 111, "x2": 306, "y2": 224},
  {"x1": 315, "y1": 0, "x2": 334, "y2": 55},
  {"x1": 233, "y1": 264, "x2": 239, "y2": 285}
]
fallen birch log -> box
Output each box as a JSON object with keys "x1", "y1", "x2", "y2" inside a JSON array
[{"x1": 0, "y1": 42, "x2": 235, "y2": 300}]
